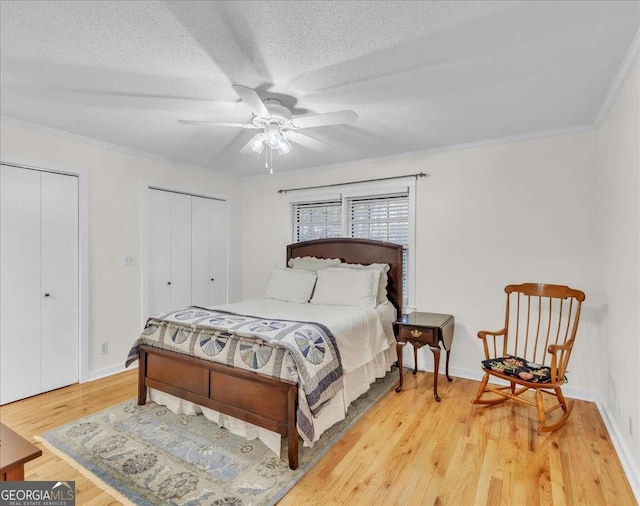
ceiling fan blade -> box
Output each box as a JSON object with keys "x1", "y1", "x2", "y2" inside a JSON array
[
  {"x1": 178, "y1": 120, "x2": 255, "y2": 128},
  {"x1": 232, "y1": 85, "x2": 271, "y2": 119},
  {"x1": 239, "y1": 139, "x2": 256, "y2": 154},
  {"x1": 285, "y1": 131, "x2": 329, "y2": 152},
  {"x1": 293, "y1": 110, "x2": 357, "y2": 129}
]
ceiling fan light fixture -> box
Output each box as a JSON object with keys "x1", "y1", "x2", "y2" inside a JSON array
[
  {"x1": 265, "y1": 124, "x2": 282, "y2": 149},
  {"x1": 277, "y1": 137, "x2": 291, "y2": 155},
  {"x1": 249, "y1": 133, "x2": 265, "y2": 153}
]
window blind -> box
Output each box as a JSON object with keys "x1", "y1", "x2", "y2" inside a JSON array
[
  {"x1": 347, "y1": 193, "x2": 409, "y2": 302},
  {"x1": 347, "y1": 193, "x2": 409, "y2": 243},
  {"x1": 291, "y1": 200, "x2": 342, "y2": 243}
]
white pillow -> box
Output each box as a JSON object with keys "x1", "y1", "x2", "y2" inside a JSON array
[
  {"x1": 310, "y1": 267, "x2": 378, "y2": 307},
  {"x1": 265, "y1": 267, "x2": 317, "y2": 303},
  {"x1": 335, "y1": 263, "x2": 390, "y2": 305},
  {"x1": 287, "y1": 256, "x2": 342, "y2": 271}
]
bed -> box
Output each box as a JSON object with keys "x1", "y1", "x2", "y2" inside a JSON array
[{"x1": 128, "y1": 238, "x2": 403, "y2": 470}]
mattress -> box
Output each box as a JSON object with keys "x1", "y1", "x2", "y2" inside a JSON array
[{"x1": 212, "y1": 298, "x2": 397, "y2": 373}]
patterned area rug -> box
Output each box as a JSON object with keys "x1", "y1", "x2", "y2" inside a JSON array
[{"x1": 37, "y1": 369, "x2": 397, "y2": 505}]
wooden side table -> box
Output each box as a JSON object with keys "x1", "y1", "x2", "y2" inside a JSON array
[
  {"x1": 0, "y1": 423, "x2": 42, "y2": 481},
  {"x1": 393, "y1": 312, "x2": 454, "y2": 402}
]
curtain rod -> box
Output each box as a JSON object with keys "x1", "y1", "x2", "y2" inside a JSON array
[{"x1": 277, "y1": 172, "x2": 428, "y2": 194}]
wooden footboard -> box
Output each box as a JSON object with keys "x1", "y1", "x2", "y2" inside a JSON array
[{"x1": 138, "y1": 345, "x2": 299, "y2": 469}]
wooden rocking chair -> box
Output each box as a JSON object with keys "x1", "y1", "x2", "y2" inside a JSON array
[{"x1": 472, "y1": 283, "x2": 585, "y2": 433}]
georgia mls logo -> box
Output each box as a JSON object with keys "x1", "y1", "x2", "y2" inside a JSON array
[
  {"x1": 52, "y1": 481, "x2": 74, "y2": 493},
  {"x1": 0, "y1": 480, "x2": 75, "y2": 505}
]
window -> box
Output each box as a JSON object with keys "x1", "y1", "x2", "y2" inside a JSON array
[
  {"x1": 347, "y1": 193, "x2": 410, "y2": 303},
  {"x1": 291, "y1": 200, "x2": 342, "y2": 242},
  {"x1": 289, "y1": 183, "x2": 414, "y2": 306}
]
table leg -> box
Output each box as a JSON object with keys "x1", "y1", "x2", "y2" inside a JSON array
[
  {"x1": 2, "y1": 465, "x2": 24, "y2": 481},
  {"x1": 430, "y1": 346, "x2": 441, "y2": 402},
  {"x1": 412, "y1": 343, "x2": 418, "y2": 375},
  {"x1": 445, "y1": 349, "x2": 452, "y2": 382},
  {"x1": 395, "y1": 342, "x2": 405, "y2": 392}
]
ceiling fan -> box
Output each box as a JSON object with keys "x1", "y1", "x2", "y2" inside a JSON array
[{"x1": 178, "y1": 85, "x2": 358, "y2": 160}]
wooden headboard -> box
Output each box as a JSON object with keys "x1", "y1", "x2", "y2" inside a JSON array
[{"x1": 286, "y1": 238, "x2": 403, "y2": 317}]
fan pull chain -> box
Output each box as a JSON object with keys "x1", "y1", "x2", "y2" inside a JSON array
[{"x1": 263, "y1": 145, "x2": 274, "y2": 175}]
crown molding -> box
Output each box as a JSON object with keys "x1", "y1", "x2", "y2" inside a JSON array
[
  {"x1": 1, "y1": 115, "x2": 164, "y2": 161},
  {"x1": 1, "y1": 115, "x2": 596, "y2": 181},
  {"x1": 248, "y1": 123, "x2": 597, "y2": 180},
  {"x1": 0, "y1": 115, "x2": 241, "y2": 179},
  {"x1": 594, "y1": 29, "x2": 640, "y2": 127}
]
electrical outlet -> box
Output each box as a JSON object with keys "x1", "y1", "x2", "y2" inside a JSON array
[
  {"x1": 100, "y1": 342, "x2": 108, "y2": 355},
  {"x1": 123, "y1": 255, "x2": 135, "y2": 267}
]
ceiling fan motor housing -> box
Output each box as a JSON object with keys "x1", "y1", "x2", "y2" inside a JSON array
[
  {"x1": 257, "y1": 98, "x2": 295, "y2": 132},
  {"x1": 253, "y1": 103, "x2": 293, "y2": 128},
  {"x1": 263, "y1": 99, "x2": 291, "y2": 119}
]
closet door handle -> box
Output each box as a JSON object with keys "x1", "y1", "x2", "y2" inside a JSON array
[{"x1": 44, "y1": 293, "x2": 51, "y2": 297}]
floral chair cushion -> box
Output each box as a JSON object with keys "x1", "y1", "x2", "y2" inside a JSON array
[{"x1": 482, "y1": 354, "x2": 552, "y2": 383}]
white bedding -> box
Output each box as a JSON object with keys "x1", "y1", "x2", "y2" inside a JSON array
[
  {"x1": 148, "y1": 298, "x2": 397, "y2": 456},
  {"x1": 214, "y1": 298, "x2": 396, "y2": 373}
]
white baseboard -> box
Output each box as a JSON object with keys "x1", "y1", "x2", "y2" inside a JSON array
[
  {"x1": 86, "y1": 363, "x2": 132, "y2": 382},
  {"x1": 595, "y1": 394, "x2": 640, "y2": 502}
]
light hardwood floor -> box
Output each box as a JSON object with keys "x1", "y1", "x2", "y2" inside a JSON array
[{"x1": 0, "y1": 369, "x2": 636, "y2": 505}]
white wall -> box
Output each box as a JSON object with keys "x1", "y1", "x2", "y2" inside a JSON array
[
  {"x1": 0, "y1": 120, "x2": 242, "y2": 378},
  {"x1": 597, "y1": 60, "x2": 639, "y2": 474},
  {"x1": 240, "y1": 130, "x2": 604, "y2": 395}
]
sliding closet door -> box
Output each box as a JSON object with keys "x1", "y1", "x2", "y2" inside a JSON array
[
  {"x1": 0, "y1": 165, "x2": 79, "y2": 405},
  {"x1": 210, "y1": 198, "x2": 228, "y2": 305},
  {"x1": 191, "y1": 196, "x2": 212, "y2": 307},
  {"x1": 148, "y1": 189, "x2": 227, "y2": 316},
  {"x1": 169, "y1": 193, "x2": 192, "y2": 310},
  {"x1": 148, "y1": 189, "x2": 172, "y2": 316},
  {"x1": 40, "y1": 172, "x2": 79, "y2": 392},
  {"x1": 148, "y1": 189, "x2": 192, "y2": 315},
  {"x1": 0, "y1": 165, "x2": 42, "y2": 403},
  {"x1": 192, "y1": 196, "x2": 228, "y2": 307}
]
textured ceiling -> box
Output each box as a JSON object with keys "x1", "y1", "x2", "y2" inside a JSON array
[{"x1": 1, "y1": 1, "x2": 638, "y2": 176}]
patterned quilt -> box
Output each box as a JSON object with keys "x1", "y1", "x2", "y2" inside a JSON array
[{"x1": 125, "y1": 307, "x2": 344, "y2": 445}]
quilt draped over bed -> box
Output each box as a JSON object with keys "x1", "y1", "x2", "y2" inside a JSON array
[{"x1": 125, "y1": 307, "x2": 344, "y2": 445}]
